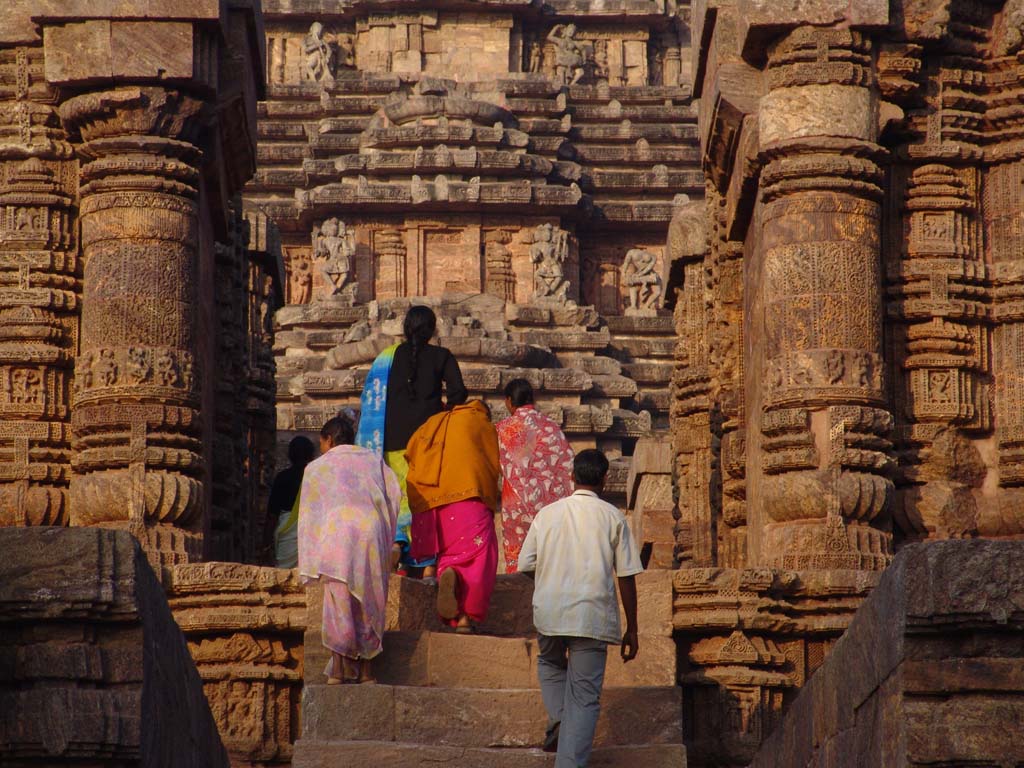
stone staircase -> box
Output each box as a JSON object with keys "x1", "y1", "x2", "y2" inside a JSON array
[{"x1": 294, "y1": 572, "x2": 685, "y2": 767}]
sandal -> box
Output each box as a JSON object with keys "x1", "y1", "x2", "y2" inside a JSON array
[{"x1": 436, "y1": 568, "x2": 459, "y2": 620}]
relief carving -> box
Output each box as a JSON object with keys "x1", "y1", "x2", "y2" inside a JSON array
[
  {"x1": 621, "y1": 248, "x2": 664, "y2": 315},
  {"x1": 312, "y1": 218, "x2": 357, "y2": 299},
  {"x1": 528, "y1": 223, "x2": 572, "y2": 305}
]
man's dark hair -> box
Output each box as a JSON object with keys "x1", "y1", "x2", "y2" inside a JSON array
[
  {"x1": 504, "y1": 378, "x2": 535, "y2": 408},
  {"x1": 573, "y1": 449, "x2": 609, "y2": 487},
  {"x1": 288, "y1": 435, "x2": 316, "y2": 467},
  {"x1": 320, "y1": 415, "x2": 355, "y2": 446}
]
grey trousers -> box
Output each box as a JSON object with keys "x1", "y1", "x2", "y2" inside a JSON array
[{"x1": 537, "y1": 633, "x2": 609, "y2": 768}]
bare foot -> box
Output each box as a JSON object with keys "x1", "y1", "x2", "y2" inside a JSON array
[
  {"x1": 422, "y1": 565, "x2": 437, "y2": 579},
  {"x1": 358, "y1": 659, "x2": 377, "y2": 684}
]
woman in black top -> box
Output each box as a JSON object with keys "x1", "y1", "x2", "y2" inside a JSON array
[
  {"x1": 383, "y1": 305, "x2": 467, "y2": 575},
  {"x1": 384, "y1": 306, "x2": 468, "y2": 451}
]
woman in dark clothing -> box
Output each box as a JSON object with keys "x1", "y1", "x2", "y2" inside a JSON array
[
  {"x1": 384, "y1": 306, "x2": 468, "y2": 452},
  {"x1": 262, "y1": 435, "x2": 316, "y2": 567},
  {"x1": 355, "y1": 305, "x2": 467, "y2": 575}
]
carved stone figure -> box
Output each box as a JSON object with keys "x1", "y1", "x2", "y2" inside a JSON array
[
  {"x1": 312, "y1": 218, "x2": 356, "y2": 297},
  {"x1": 303, "y1": 22, "x2": 335, "y2": 83},
  {"x1": 621, "y1": 248, "x2": 663, "y2": 314},
  {"x1": 547, "y1": 24, "x2": 587, "y2": 86},
  {"x1": 289, "y1": 255, "x2": 313, "y2": 304},
  {"x1": 529, "y1": 223, "x2": 571, "y2": 303}
]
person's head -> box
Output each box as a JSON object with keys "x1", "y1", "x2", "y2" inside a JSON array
[
  {"x1": 403, "y1": 305, "x2": 437, "y2": 398},
  {"x1": 320, "y1": 415, "x2": 355, "y2": 453},
  {"x1": 288, "y1": 436, "x2": 316, "y2": 468},
  {"x1": 504, "y1": 378, "x2": 534, "y2": 413},
  {"x1": 573, "y1": 449, "x2": 609, "y2": 491},
  {"x1": 403, "y1": 305, "x2": 437, "y2": 346}
]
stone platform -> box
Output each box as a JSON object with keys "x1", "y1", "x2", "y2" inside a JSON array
[{"x1": 295, "y1": 571, "x2": 685, "y2": 767}]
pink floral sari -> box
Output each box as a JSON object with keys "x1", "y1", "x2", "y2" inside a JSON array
[{"x1": 496, "y1": 405, "x2": 575, "y2": 572}]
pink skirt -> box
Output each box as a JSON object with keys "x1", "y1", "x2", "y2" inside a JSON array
[{"x1": 411, "y1": 498, "x2": 498, "y2": 625}]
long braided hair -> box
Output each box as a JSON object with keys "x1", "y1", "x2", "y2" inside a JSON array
[{"x1": 403, "y1": 305, "x2": 437, "y2": 399}]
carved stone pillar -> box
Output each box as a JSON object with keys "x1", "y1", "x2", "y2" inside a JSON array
[
  {"x1": 893, "y1": 163, "x2": 989, "y2": 540},
  {"x1": 668, "y1": 199, "x2": 713, "y2": 566},
  {"x1": 755, "y1": 28, "x2": 893, "y2": 570},
  {"x1": 0, "y1": 44, "x2": 77, "y2": 526},
  {"x1": 989, "y1": 156, "x2": 1024, "y2": 537},
  {"x1": 60, "y1": 88, "x2": 208, "y2": 564}
]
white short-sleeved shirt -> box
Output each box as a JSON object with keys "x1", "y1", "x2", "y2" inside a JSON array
[{"x1": 517, "y1": 489, "x2": 643, "y2": 643}]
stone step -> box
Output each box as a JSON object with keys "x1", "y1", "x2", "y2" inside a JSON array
[
  {"x1": 293, "y1": 740, "x2": 687, "y2": 768},
  {"x1": 307, "y1": 630, "x2": 675, "y2": 689},
  {"x1": 301, "y1": 683, "x2": 683, "y2": 749}
]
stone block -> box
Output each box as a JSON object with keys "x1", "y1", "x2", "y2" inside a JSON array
[
  {"x1": 44, "y1": 20, "x2": 194, "y2": 85},
  {"x1": 0, "y1": 528, "x2": 228, "y2": 767},
  {"x1": 760, "y1": 85, "x2": 876, "y2": 146},
  {"x1": 293, "y1": 741, "x2": 687, "y2": 768},
  {"x1": 390, "y1": 685, "x2": 682, "y2": 748},
  {"x1": 301, "y1": 683, "x2": 396, "y2": 741},
  {"x1": 748, "y1": 541, "x2": 1024, "y2": 768},
  {"x1": 427, "y1": 632, "x2": 537, "y2": 689}
]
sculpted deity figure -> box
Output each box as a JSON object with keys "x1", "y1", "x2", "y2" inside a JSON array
[
  {"x1": 303, "y1": 22, "x2": 335, "y2": 83},
  {"x1": 289, "y1": 255, "x2": 313, "y2": 304},
  {"x1": 530, "y1": 223, "x2": 571, "y2": 303},
  {"x1": 547, "y1": 24, "x2": 586, "y2": 86},
  {"x1": 621, "y1": 248, "x2": 664, "y2": 313},
  {"x1": 312, "y1": 217, "x2": 356, "y2": 296}
]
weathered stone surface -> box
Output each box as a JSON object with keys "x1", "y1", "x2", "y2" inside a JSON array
[
  {"x1": 302, "y1": 683, "x2": 681, "y2": 749},
  {"x1": 0, "y1": 527, "x2": 228, "y2": 767},
  {"x1": 749, "y1": 541, "x2": 1024, "y2": 768},
  {"x1": 165, "y1": 563, "x2": 306, "y2": 766},
  {"x1": 292, "y1": 741, "x2": 688, "y2": 768}
]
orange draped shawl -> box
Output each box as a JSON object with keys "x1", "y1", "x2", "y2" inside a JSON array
[{"x1": 405, "y1": 401, "x2": 501, "y2": 514}]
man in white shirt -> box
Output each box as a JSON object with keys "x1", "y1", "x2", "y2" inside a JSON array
[{"x1": 517, "y1": 449, "x2": 643, "y2": 767}]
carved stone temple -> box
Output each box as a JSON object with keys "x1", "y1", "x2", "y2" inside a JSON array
[{"x1": 3, "y1": 1, "x2": 1024, "y2": 768}]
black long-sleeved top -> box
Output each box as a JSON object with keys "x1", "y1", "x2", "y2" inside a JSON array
[{"x1": 384, "y1": 342, "x2": 468, "y2": 452}]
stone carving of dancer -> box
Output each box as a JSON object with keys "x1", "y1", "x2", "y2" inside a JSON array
[
  {"x1": 621, "y1": 248, "x2": 663, "y2": 313},
  {"x1": 530, "y1": 223, "x2": 570, "y2": 303},
  {"x1": 313, "y1": 218, "x2": 356, "y2": 296},
  {"x1": 547, "y1": 24, "x2": 586, "y2": 86},
  {"x1": 290, "y1": 255, "x2": 313, "y2": 305},
  {"x1": 303, "y1": 22, "x2": 335, "y2": 83}
]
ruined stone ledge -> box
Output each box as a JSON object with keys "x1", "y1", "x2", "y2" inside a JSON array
[
  {"x1": 573, "y1": 103, "x2": 697, "y2": 122},
  {"x1": 568, "y1": 84, "x2": 693, "y2": 103},
  {"x1": 592, "y1": 200, "x2": 680, "y2": 222},
  {"x1": 275, "y1": 302, "x2": 367, "y2": 329}
]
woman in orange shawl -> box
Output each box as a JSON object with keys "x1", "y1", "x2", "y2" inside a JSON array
[{"x1": 406, "y1": 400, "x2": 500, "y2": 633}]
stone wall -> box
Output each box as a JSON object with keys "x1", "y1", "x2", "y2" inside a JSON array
[
  {"x1": 749, "y1": 540, "x2": 1024, "y2": 767},
  {"x1": 0, "y1": 527, "x2": 228, "y2": 767}
]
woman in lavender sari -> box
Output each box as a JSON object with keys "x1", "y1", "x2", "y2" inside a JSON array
[{"x1": 298, "y1": 416, "x2": 401, "y2": 684}]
